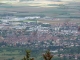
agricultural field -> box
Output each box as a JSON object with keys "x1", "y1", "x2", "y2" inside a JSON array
[
  {"x1": 0, "y1": 2, "x2": 80, "y2": 18},
  {"x1": 0, "y1": 47, "x2": 24, "y2": 60},
  {"x1": 0, "y1": 47, "x2": 44, "y2": 60}
]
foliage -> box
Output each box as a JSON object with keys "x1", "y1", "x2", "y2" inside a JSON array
[
  {"x1": 43, "y1": 50, "x2": 53, "y2": 60},
  {"x1": 22, "y1": 50, "x2": 34, "y2": 60}
]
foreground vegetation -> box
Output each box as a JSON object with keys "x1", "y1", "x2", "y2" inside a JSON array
[
  {"x1": 22, "y1": 50, "x2": 53, "y2": 60},
  {"x1": 0, "y1": 46, "x2": 80, "y2": 60}
]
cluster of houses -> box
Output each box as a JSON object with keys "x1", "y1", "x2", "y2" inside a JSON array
[{"x1": 0, "y1": 16, "x2": 80, "y2": 46}]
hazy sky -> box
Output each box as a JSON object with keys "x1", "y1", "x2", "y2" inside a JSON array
[
  {"x1": 0, "y1": 0, "x2": 80, "y2": 3},
  {"x1": 61, "y1": 0, "x2": 73, "y2": 1}
]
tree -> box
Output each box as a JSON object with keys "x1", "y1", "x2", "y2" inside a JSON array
[
  {"x1": 22, "y1": 50, "x2": 34, "y2": 60},
  {"x1": 43, "y1": 50, "x2": 53, "y2": 60}
]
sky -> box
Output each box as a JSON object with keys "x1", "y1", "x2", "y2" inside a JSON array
[
  {"x1": 0, "y1": 0, "x2": 80, "y2": 4},
  {"x1": 61, "y1": 0, "x2": 73, "y2": 1},
  {"x1": 0, "y1": 0, "x2": 80, "y2": 2}
]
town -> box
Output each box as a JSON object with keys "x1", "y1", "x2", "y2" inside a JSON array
[
  {"x1": 0, "y1": 16, "x2": 80, "y2": 45},
  {"x1": 0, "y1": 0, "x2": 80, "y2": 60},
  {"x1": 0, "y1": 15, "x2": 80, "y2": 60}
]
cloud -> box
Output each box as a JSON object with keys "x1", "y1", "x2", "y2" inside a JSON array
[{"x1": 61, "y1": 0, "x2": 80, "y2": 2}]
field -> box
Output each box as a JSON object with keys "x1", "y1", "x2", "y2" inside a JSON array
[
  {"x1": 0, "y1": 47, "x2": 44, "y2": 60},
  {"x1": 0, "y1": 2, "x2": 80, "y2": 18},
  {"x1": 0, "y1": 47, "x2": 24, "y2": 60},
  {"x1": 38, "y1": 19, "x2": 80, "y2": 25}
]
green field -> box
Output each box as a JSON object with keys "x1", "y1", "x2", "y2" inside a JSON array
[
  {"x1": 0, "y1": 47, "x2": 24, "y2": 60},
  {"x1": 0, "y1": 47, "x2": 43, "y2": 60}
]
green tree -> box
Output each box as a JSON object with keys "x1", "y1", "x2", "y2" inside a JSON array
[
  {"x1": 22, "y1": 50, "x2": 34, "y2": 60},
  {"x1": 43, "y1": 50, "x2": 53, "y2": 60}
]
